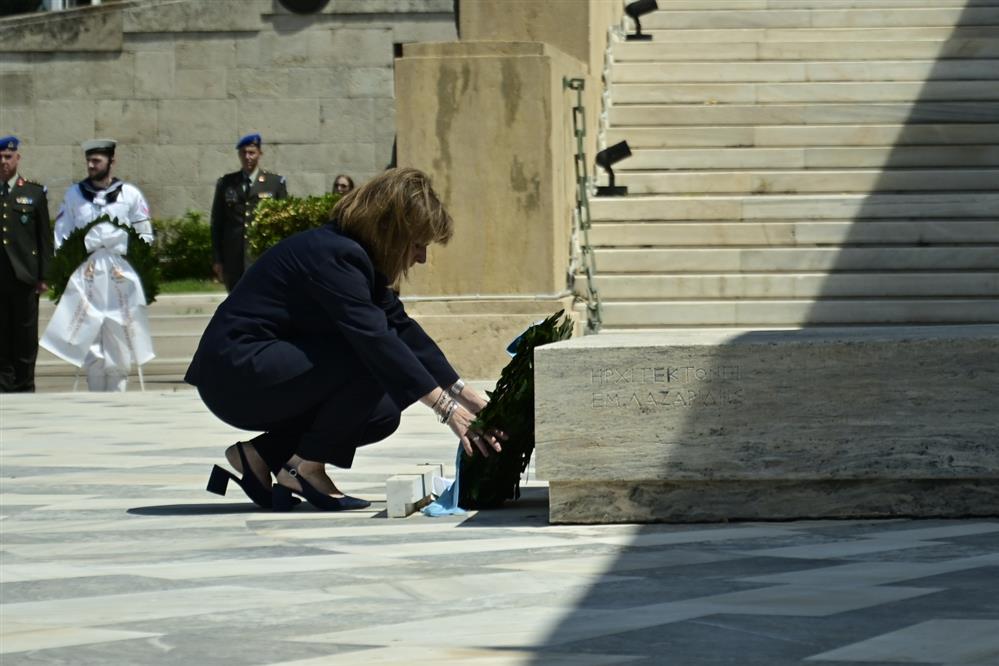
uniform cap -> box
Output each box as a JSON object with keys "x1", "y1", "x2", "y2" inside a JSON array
[
  {"x1": 82, "y1": 138, "x2": 117, "y2": 155},
  {"x1": 236, "y1": 133, "x2": 262, "y2": 149},
  {"x1": 0, "y1": 135, "x2": 19, "y2": 151}
]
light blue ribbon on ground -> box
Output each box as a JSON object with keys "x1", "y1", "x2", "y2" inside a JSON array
[{"x1": 422, "y1": 445, "x2": 466, "y2": 516}]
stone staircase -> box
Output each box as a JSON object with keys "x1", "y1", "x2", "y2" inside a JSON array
[
  {"x1": 588, "y1": 0, "x2": 999, "y2": 329},
  {"x1": 36, "y1": 293, "x2": 224, "y2": 390}
]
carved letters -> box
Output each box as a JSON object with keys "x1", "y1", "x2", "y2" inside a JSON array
[{"x1": 589, "y1": 364, "x2": 743, "y2": 410}]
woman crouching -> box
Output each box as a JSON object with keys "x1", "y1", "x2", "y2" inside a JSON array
[{"x1": 185, "y1": 167, "x2": 504, "y2": 510}]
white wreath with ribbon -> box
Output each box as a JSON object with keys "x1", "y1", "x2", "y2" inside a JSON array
[{"x1": 40, "y1": 221, "x2": 155, "y2": 388}]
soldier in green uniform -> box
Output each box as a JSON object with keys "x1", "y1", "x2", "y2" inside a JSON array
[
  {"x1": 211, "y1": 133, "x2": 288, "y2": 291},
  {"x1": 0, "y1": 136, "x2": 52, "y2": 392}
]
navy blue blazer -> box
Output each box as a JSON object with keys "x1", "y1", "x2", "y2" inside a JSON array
[{"x1": 185, "y1": 223, "x2": 458, "y2": 410}]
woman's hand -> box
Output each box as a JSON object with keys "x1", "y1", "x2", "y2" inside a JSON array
[
  {"x1": 447, "y1": 405, "x2": 507, "y2": 457},
  {"x1": 420, "y1": 387, "x2": 508, "y2": 457},
  {"x1": 460, "y1": 391, "x2": 488, "y2": 415}
]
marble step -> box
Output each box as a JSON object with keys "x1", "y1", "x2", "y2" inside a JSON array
[
  {"x1": 36, "y1": 313, "x2": 213, "y2": 338},
  {"x1": 610, "y1": 80, "x2": 999, "y2": 104},
  {"x1": 579, "y1": 272, "x2": 999, "y2": 299},
  {"x1": 608, "y1": 168, "x2": 999, "y2": 195},
  {"x1": 598, "y1": 298, "x2": 999, "y2": 327},
  {"x1": 640, "y1": 8, "x2": 999, "y2": 30},
  {"x1": 34, "y1": 354, "x2": 193, "y2": 379},
  {"x1": 608, "y1": 102, "x2": 999, "y2": 126},
  {"x1": 38, "y1": 333, "x2": 201, "y2": 370},
  {"x1": 590, "y1": 193, "x2": 999, "y2": 221},
  {"x1": 34, "y1": 293, "x2": 218, "y2": 377},
  {"x1": 612, "y1": 39, "x2": 999, "y2": 62},
  {"x1": 588, "y1": 220, "x2": 999, "y2": 247},
  {"x1": 620, "y1": 146, "x2": 999, "y2": 170},
  {"x1": 637, "y1": 26, "x2": 999, "y2": 43},
  {"x1": 592, "y1": 247, "x2": 999, "y2": 272},
  {"x1": 54, "y1": 331, "x2": 203, "y2": 359},
  {"x1": 38, "y1": 292, "x2": 225, "y2": 318},
  {"x1": 610, "y1": 60, "x2": 999, "y2": 84},
  {"x1": 606, "y1": 124, "x2": 999, "y2": 148},
  {"x1": 646, "y1": 1, "x2": 999, "y2": 12}
]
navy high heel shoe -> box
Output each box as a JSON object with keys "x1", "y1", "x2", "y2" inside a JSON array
[
  {"x1": 272, "y1": 464, "x2": 371, "y2": 512},
  {"x1": 206, "y1": 442, "x2": 299, "y2": 509}
]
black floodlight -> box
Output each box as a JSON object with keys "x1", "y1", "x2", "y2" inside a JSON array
[
  {"x1": 595, "y1": 140, "x2": 632, "y2": 197},
  {"x1": 625, "y1": 0, "x2": 658, "y2": 41},
  {"x1": 278, "y1": 0, "x2": 330, "y2": 13}
]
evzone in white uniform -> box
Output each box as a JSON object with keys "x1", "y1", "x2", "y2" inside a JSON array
[{"x1": 42, "y1": 141, "x2": 156, "y2": 392}]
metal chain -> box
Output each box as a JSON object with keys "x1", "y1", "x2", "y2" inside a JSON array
[{"x1": 564, "y1": 77, "x2": 602, "y2": 334}]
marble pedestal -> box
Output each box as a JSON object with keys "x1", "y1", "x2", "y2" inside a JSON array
[{"x1": 534, "y1": 326, "x2": 999, "y2": 523}]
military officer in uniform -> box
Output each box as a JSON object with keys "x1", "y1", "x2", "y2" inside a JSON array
[
  {"x1": 211, "y1": 133, "x2": 287, "y2": 291},
  {"x1": 0, "y1": 136, "x2": 51, "y2": 392}
]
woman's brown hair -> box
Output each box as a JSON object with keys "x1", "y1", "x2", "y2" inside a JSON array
[{"x1": 332, "y1": 168, "x2": 453, "y2": 283}]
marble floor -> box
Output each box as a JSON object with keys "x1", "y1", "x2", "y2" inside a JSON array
[{"x1": 1, "y1": 390, "x2": 997, "y2": 665}]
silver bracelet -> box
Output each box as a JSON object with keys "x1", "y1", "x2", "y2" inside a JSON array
[
  {"x1": 433, "y1": 394, "x2": 455, "y2": 423},
  {"x1": 441, "y1": 399, "x2": 459, "y2": 424},
  {"x1": 431, "y1": 391, "x2": 448, "y2": 414},
  {"x1": 448, "y1": 379, "x2": 465, "y2": 398}
]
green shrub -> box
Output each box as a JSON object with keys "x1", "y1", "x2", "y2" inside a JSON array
[
  {"x1": 151, "y1": 196, "x2": 341, "y2": 282},
  {"x1": 247, "y1": 193, "x2": 340, "y2": 257},
  {"x1": 154, "y1": 211, "x2": 214, "y2": 281}
]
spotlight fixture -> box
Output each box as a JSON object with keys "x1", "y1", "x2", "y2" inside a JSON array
[
  {"x1": 625, "y1": 0, "x2": 658, "y2": 41},
  {"x1": 278, "y1": 0, "x2": 330, "y2": 13},
  {"x1": 595, "y1": 140, "x2": 632, "y2": 197}
]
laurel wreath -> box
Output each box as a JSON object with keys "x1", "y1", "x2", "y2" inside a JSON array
[
  {"x1": 47, "y1": 214, "x2": 160, "y2": 304},
  {"x1": 459, "y1": 310, "x2": 575, "y2": 509}
]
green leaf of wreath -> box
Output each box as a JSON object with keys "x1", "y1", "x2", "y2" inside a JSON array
[
  {"x1": 458, "y1": 310, "x2": 575, "y2": 509},
  {"x1": 47, "y1": 214, "x2": 161, "y2": 305}
]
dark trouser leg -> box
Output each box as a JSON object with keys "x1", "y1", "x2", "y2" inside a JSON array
[
  {"x1": 0, "y1": 279, "x2": 39, "y2": 393},
  {"x1": 195, "y1": 350, "x2": 403, "y2": 474},
  {"x1": 223, "y1": 266, "x2": 243, "y2": 292},
  {"x1": 250, "y1": 378, "x2": 401, "y2": 473},
  {"x1": 222, "y1": 245, "x2": 245, "y2": 292},
  {"x1": 298, "y1": 391, "x2": 401, "y2": 468}
]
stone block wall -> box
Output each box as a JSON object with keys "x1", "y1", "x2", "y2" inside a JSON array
[{"x1": 0, "y1": 0, "x2": 456, "y2": 219}]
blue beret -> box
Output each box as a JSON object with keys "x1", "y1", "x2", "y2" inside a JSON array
[
  {"x1": 236, "y1": 133, "x2": 262, "y2": 149},
  {"x1": 0, "y1": 135, "x2": 19, "y2": 151}
]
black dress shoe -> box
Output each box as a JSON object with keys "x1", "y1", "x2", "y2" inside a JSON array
[
  {"x1": 272, "y1": 465, "x2": 371, "y2": 512},
  {"x1": 206, "y1": 442, "x2": 300, "y2": 510}
]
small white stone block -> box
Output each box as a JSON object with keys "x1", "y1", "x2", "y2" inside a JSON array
[
  {"x1": 418, "y1": 463, "x2": 444, "y2": 487},
  {"x1": 385, "y1": 463, "x2": 444, "y2": 518},
  {"x1": 386, "y1": 475, "x2": 425, "y2": 518}
]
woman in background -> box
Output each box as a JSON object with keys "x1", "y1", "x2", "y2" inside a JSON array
[{"x1": 332, "y1": 174, "x2": 355, "y2": 195}]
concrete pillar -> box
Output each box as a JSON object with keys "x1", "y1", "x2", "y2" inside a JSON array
[
  {"x1": 395, "y1": 42, "x2": 586, "y2": 378},
  {"x1": 458, "y1": 0, "x2": 623, "y2": 167}
]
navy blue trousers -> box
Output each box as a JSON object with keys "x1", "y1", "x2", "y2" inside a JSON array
[{"x1": 195, "y1": 345, "x2": 402, "y2": 472}]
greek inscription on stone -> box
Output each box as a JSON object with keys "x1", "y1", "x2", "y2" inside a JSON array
[
  {"x1": 590, "y1": 387, "x2": 743, "y2": 410},
  {"x1": 590, "y1": 365, "x2": 740, "y2": 386},
  {"x1": 589, "y1": 364, "x2": 742, "y2": 410}
]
